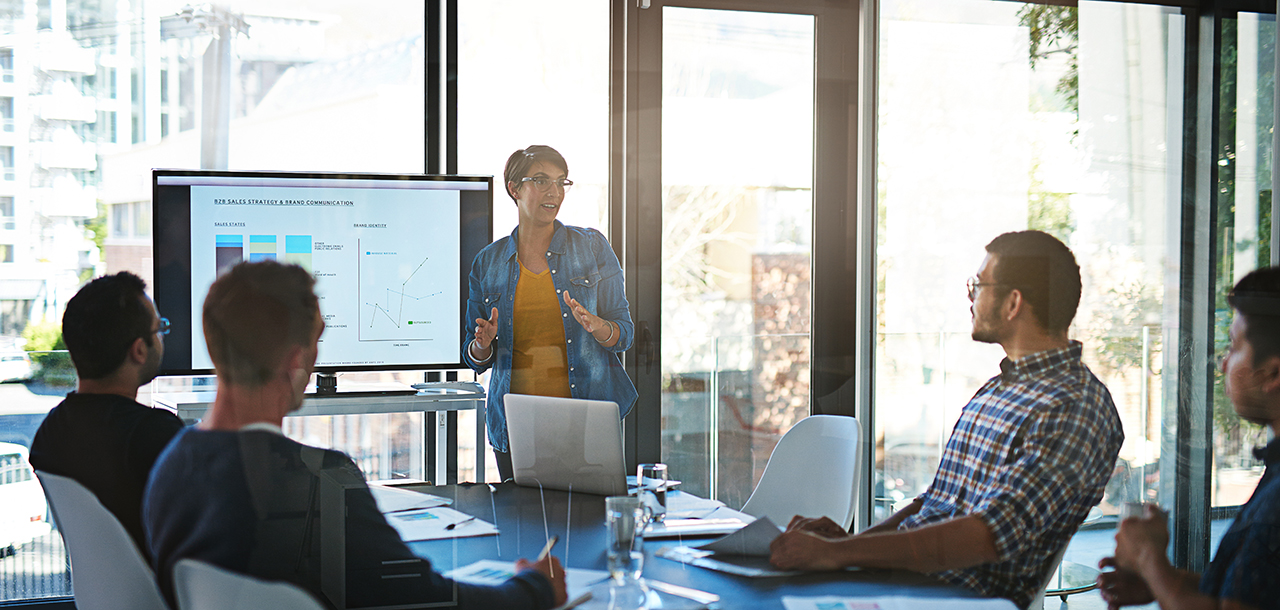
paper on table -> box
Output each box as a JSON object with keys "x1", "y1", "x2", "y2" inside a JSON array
[
  {"x1": 781, "y1": 596, "x2": 1018, "y2": 610},
  {"x1": 664, "y1": 490, "x2": 724, "y2": 519},
  {"x1": 626, "y1": 475, "x2": 682, "y2": 489},
  {"x1": 654, "y1": 545, "x2": 799, "y2": 578},
  {"x1": 445, "y1": 559, "x2": 608, "y2": 605},
  {"x1": 368, "y1": 483, "x2": 451, "y2": 514},
  {"x1": 694, "y1": 515, "x2": 782, "y2": 556},
  {"x1": 385, "y1": 506, "x2": 497, "y2": 541}
]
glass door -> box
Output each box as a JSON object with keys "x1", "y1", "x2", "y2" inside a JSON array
[
  {"x1": 1212, "y1": 10, "x2": 1274, "y2": 513},
  {"x1": 872, "y1": 0, "x2": 1185, "y2": 567},
  {"x1": 621, "y1": 1, "x2": 855, "y2": 509},
  {"x1": 658, "y1": 6, "x2": 815, "y2": 504}
]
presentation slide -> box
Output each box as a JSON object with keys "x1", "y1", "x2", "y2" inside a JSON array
[{"x1": 188, "y1": 185, "x2": 461, "y2": 369}]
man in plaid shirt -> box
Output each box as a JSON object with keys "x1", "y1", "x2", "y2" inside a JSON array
[{"x1": 771, "y1": 230, "x2": 1124, "y2": 610}]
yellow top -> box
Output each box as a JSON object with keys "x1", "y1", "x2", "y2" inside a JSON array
[{"x1": 509, "y1": 260, "x2": 572, "y2": 398}]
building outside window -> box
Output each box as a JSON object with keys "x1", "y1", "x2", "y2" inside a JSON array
[
  {"x1": 0, "y1": 0, "x2": 426, "y2": 603},
  {"x1": 0, "y1": 196, "x2": 12, "y2": 230},
  {"x1": 0, "y1": 146, "x2": 12, "y2": 181},
  {"x1": 0, "y1": 48, "x2": 12, "y2": 83},
  {"x1": 0, "y1": 97, "x2": 13, "y2": 132}
]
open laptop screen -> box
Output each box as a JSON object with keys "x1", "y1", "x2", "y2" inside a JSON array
[{"x1": 504, "y1": 395, "x2": 627, "y2": 496}]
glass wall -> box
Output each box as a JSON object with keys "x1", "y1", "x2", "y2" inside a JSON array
[
  {"x1": 457, "y1": 0, "x2": 609, "y2": 481},
  {"x1": 657, "y1": 7, "x2": 814, "y2": 506},
  {"x1": 0, "y1": 0, "x2": 425, "y2": 602},
  {"x1": 874, "y1": 0, "x2": 1184, "y2": 567},
  {"x1": 458, "y1": 0, "x2": 610, "y2": 241},
  {"x1": 1211, "y1": 11, "x2": 1274, "y2": 510}
]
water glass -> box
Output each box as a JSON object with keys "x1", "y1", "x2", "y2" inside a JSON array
[
  {"x1": 605, "y1": 495, "x2": 650, "y2": 583},
  {"x1": 1119, "y1": 502, "x2": 1146, "y2": 521},
  {"x1": 636, "y1": 463, "x2": 668, "y2": 523}
]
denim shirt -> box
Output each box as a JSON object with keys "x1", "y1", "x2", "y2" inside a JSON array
[{"x1": 462, "y1": 221, "x2": 637, "y2": 453}]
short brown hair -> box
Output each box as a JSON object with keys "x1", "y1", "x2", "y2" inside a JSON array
[
  {"x1": 202, "y1": 261, "x2": 320, "y2": 387},
  {"x1": 503, "y1": 145, "x2": 568, "y2": 204},
  {"x1": 985, "y1": 230, "x2": 1082, "y2": 333}
]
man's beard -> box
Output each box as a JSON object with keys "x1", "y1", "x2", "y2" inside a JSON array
[
  {"x1": 970, "y1": 300, "x2": 1004, "y2": 345},
  {"x1": 138, "y1": 340, "x2": 161, "y2": 386}
]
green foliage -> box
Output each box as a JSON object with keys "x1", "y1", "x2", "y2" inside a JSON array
[
  {"x1": 1027, "y1": 191, "x2": 1074, "y2": 244},
  {"x1": 20, "y1": 319, "x2": 75, "y2": 387},
  {"x1": 21, "y1": 319, "x2": 64, "y2": 351},
  {"x1": 79, "y1": 203, "x2": 107, "y2": 283},
  {"x1": 1018, "y1": 4, "x2": 1079, "y2": 115},
  {"x1": 1211, "y1": 18, "x2": 1276, "y2": 463},
  {"x1": 1093, "y1": 280, "x2": 1161, "y2": 376},
  {"x1": 85, "y1": 203, "x2": 106, "y2": 254}
]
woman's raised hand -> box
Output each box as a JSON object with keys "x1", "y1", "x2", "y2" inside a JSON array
[
  {"x1": 474, "y1": 307, "x2": 499, "y2": 350},
  {"x1": 563, "y1": 292, "x2": 602, "y2": 333}
]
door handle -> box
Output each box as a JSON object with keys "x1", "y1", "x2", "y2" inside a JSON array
[{"x1": 637, "y1": 321, "x2": 656, "y2": 374}]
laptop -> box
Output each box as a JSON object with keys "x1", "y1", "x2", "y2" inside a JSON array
[{"x1": 504, "y1": 394, "x2": 628, "y2": 496}]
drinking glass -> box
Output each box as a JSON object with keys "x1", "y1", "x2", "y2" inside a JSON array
[
  {"x1": 605, "y1": 495, "x2": 650, "y2": 583},
  {"x1": 636, "y1": 463, "x2": 668, "y2": 523},
  {"x1": 1119, "y1": 502, "x2": 1146, "y2": 521}
]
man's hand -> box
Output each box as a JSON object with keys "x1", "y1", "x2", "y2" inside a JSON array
[
  {"x1": 1096, "y1": 557, "x2": 1155, "y2": 609},
  {"x1": 516, "y1": 555, "x2": 567, "y2": 607},
  {"x1": 1114, "y1": 504, "x2": 1169, "y2": 573},
  {"x1": 770, "y1": 529, "x2": 844, "y2": 570},
  {"x1": 786, "y1": 515, "x2": 849, "y2": 539}
]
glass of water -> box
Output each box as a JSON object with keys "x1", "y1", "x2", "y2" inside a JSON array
[
  {"x1": 636, "y1": 463, "x2": 668, "y2": 523},
  {"x1": 605, "y1": 495, "x2": 650, "y2": 584}
]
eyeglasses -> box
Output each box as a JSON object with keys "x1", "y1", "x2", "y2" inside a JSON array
[
  {"x1": 156, "y1": 317, "x2": 171, "y2": 336},
  {"x1": 520, "y1": 176, "x2": 573, "y2": 193},
  {"x1": 966, "y1": 277, "x2": 1006, "y2": 300}
]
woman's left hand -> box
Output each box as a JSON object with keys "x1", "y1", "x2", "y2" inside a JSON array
[{"x1": 563, "y1": 292, "x2": 610, "y2": 340}]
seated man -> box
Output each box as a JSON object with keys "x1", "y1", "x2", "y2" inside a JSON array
[
  {"x1": 1099, "y1": 267, "x2": 1280, "y2": 610},
  {"x1": 29, "y1": 271, "x2": 183, "y2": 557},
  {"x1": 144, "y1": 261, "x2": 565, "y2": 609},
  {"x1": 770, "y1": 230, "x2": 1124, "y2": 609}
]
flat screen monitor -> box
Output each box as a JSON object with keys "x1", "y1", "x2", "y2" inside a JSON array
[{"x1": 152, "y1": 169, "x2": 493, "y2": 375}]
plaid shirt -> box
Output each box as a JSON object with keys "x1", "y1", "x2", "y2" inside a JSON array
[{"x1": 899, "y1": 341, "x2": 1123, "y2": 609}]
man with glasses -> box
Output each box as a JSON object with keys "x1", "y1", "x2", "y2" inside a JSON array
[
  {"x1": 771, "y1": 230, "x2": 1124, "y2": 610},
  {"x1": 30, "y1": 271, "x2": 183, "y2": 558}
]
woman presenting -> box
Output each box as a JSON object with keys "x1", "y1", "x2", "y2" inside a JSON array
[{"x1": 462, "y1": 145, "x2": 638, "y2": 481}]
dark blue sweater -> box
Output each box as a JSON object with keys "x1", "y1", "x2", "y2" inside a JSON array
[{"x1": 144, "y1": 428, "x2": 553, "y2": 610}]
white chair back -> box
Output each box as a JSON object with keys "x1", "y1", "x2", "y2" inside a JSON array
[
  {"x1": 1028, "y1": 544, "x2": 1071, "y2": 610},
  {"x1": 35, "y1": 470, "x2": 168, "y2": 610},
  {"x1": 173, "y1": 559, "x2": 327, "y2": 610},
  {"x1": 740, "y1": 415, "x2": 862, "y2": 530}
]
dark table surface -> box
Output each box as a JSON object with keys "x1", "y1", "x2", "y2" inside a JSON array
[{"x1": 403, "y1": 482, "x2": 975, "y2": 608}]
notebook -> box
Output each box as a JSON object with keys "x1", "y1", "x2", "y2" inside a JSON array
[{"x1": 504, "y1": 394, "x2": 628, "y2": 496}]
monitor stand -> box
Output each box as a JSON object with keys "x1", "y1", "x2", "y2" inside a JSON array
[{"x1": 307, "y1": 373, "x2": 417, "y2": 397}]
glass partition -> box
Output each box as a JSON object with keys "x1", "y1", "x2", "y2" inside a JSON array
[
  {"x1": 0, "y1": 0, "x2": 427, "y2": 602},
  {"x1": 656, "y1": 7, "x2": 815, "y2": 505},
  {"x1": 874, "y1": 1, "x2": 1185, "y2": 573},
  {"x1": 1211, "y1": 11, "x2": 1274, "y2": 513},
  {"x1": 457, "y1": 0, "x2": 610, "y2": 480}
]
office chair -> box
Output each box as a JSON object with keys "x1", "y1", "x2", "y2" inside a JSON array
[
  {"x1": 173, "y1": 559, "x2": 327, "y2": 610},
  {"x1": 1028, "y1": 544, "x2": 1070, "y2": 610},
  {"x1": 35, "y1": 471, "x2": 169, "y2": 610},
  {"x1": 740, "y1": 415, "x2": 861, "y2": 530}
]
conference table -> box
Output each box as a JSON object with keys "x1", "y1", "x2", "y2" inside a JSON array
[{"x1": 401, "y1": 482, "x2": 978, "y2": 608}]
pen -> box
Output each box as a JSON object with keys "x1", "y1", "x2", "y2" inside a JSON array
[
  {"x1": 537, "y1": 534, "x2": 559, "y2": 562},
  {"x1": 444, "y1": 515, "x2": 477, "y2": 530}
]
